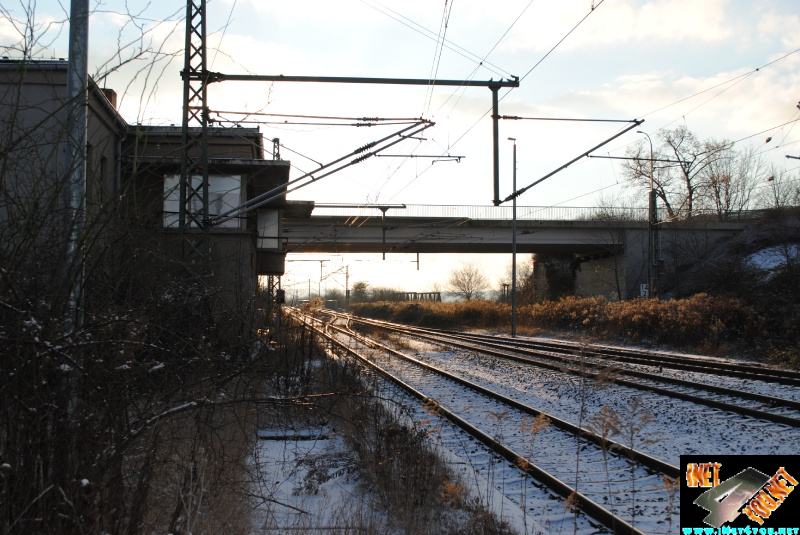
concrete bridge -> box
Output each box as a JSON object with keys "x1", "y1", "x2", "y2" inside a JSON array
[{"x1": 281, "y1": 202, "x2": 752, "y2": 299}]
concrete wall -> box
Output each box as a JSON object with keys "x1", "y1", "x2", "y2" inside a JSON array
[
  {"x1": 575, "y1": 255, "x2": 627, "y2": 300},
  {"x1": 0, "y1": 60, "x2": 126, "y2": 297}
]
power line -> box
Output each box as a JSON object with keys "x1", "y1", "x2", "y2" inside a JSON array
[
  {"x1": 640, "y1": 48, "x2": 800, "y2": 120},
  {"x1": 479, "y1": 0, "x2": 537, "y2": 73},
  {"x1": 359, "y1": 0, "x2": 513, "y2": 78},
  {"x1": 733, "y1": 117, "x2": 800, "y2": 145},
  {"x1": 386, "y1": 2, "x2": 608, "y2": 203},
  {"x1": 210, "y1": 0, "x2": 238, "y2": 68},
  {"x1": 586, "y1": 48, "x2": 800, "y2": 160},
  {"x1": 518, "y1": 0, "x2": 606, "y2": 83},
  {"x1": 423, "y1": 0, "x2": 454, "y2": 116}
]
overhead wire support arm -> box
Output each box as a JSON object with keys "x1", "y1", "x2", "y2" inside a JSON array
[
  {"x1": 375, "y1": 154, "x2": 465, "y2": 162},
  {"x1": 209, "y1": 121, "x2": 434, "y2": 226},
  {"x1": 588, "y1": 155, "x2": 688, "y2": 164},
  {"x1": 501, "y1": 119, "x2": 644, "y2": 204},
  {"x1": 501, "y1": 116, "x2": 638, "y2": 123},
  {"x1": 207, "y1": 73, "x2": 519, "y2": 88},
  {"x1": 201, "y1": 72, "x2": 519, "y2": 207}
]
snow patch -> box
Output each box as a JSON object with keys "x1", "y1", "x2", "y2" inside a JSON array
[{"x1": 747, "y1": 245, "x2": 799, "y2": 271}]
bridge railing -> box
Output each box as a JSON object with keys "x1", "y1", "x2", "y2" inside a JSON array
[
  {"x1": 309, "y1": 203, "x2": 763, "y2": 222},
  {"x1": 309, "y1": 203, "x2": 648, "y2": 221}
]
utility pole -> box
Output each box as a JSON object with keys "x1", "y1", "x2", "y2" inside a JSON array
[
  {"x1": 508, "y1": 138, "x2": 517, "y2": 337},
  {"x1": 65, "y1": 0, "x2": 90, "y2": 333},
  {"x1": 318, "y1": 259, "x2": 328, "y2": 297},
  {"x1": 287, "y1": 258, "x2": 330, "y2": 300},
  {"x1": 64, "y1": 0, "x2": 90, "y2": 497},
  {"x1": 638, "y1": 130, "x2": 658, "y2": 297}
]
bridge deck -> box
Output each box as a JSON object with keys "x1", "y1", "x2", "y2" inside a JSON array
[{"x1": 282, "y1": 204, "x2": 750, "y2": 254}]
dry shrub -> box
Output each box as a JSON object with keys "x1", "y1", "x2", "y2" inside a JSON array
[
  {"x1": 351, "y1": 294, "x2": 765, "y2": 353},
  {"x1": 317, "y1": 351, "x2": 514, "y2": 535},
  {"x1": 601, "y1": 293, "x2": 762, "y2": 349},
  {"x1": 351, "y1": 300, "x2": 510, "y2": 329},
  {"x1": 767, "y1": 348, "x2": 800, "y2": 370},
  {"x1": 136, "y1": 405, "x2": 256, "y2": 535},
  {"x1": 522, "y1": 295, "x2": 606, "y2": 331}
]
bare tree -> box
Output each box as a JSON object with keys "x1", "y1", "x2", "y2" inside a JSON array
[
  {"x1": 0, "y1": 6, "x2": 284, "y2": 534},
  {"x1": 759, "y1": 168, "x2": 800, "y2": 210},
  {"x1": 623, "y1": 126, "x2": 731, "y2": 220},
  {"x1": 497, "y1": 255, "x2": 538, "y2": 304},
  {"x1": 698, "y1": 144, "x2": 767, "y2": 220},
  {"x1": 447, "y1": 263, "x2": 489, "y2": 301}
]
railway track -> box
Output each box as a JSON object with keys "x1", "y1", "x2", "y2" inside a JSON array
[
  {"x1": 327, "y1": 311, "x2": 800, "y2": 428},
  {"x1": 290, "y1": 308, "x2": 680, "y2": 535},
  {"x1": 406, "y1": 324, "x2": 800, "y2": 386}
]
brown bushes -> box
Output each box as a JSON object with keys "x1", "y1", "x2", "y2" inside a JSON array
[
  {"x1": 352, "y1": 301, "x2": 510, "y2": 330},
  {"x1": 351, "y1": 294, "x2": 765, "y2": 354}
]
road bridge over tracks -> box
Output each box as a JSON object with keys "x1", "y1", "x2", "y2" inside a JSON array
[{"x1": 281, "y1": 203, "x2": 751, "y2": 299}]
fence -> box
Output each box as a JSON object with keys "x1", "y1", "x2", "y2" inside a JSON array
[{"x1": 309, "y1": 203, "x2": 764, "y2": 222}]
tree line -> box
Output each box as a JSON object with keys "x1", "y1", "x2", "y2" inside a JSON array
[{"x1": 622, "y1": 125, "x2": 799, "y2": 220}]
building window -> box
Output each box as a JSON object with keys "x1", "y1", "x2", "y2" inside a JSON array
[{"x1": 163, "y1": 174, "x2": 242, "y2": 229}]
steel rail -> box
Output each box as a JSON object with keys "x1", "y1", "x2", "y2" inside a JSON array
[
  {"x1": 397, "y1": 327, "x2": 800, "y2": 408},
  {"x1": 327, "y1": 319, "x2": 678, "y2": 478},
  {"x1": 291, "y1": 310, "x2": 649, "y2": 535},
  {"x1": 334, "y1": 313, "x2": 800, "y2": 428},
  {"x1": 434, "y1": 329, "x2": 800, "y2": 385},
  {"x1": 346, "y1": 315, "x2": 800, "y2": 384}
]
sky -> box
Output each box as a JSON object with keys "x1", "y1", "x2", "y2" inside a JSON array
[{"x1": 3, "y1": 0, "x2": 799, "y2": 296}]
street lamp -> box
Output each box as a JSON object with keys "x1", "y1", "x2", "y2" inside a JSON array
[
  {"x1": 508, "y1": 137, "x2": 517, "y2": 337},
  {"x1": 637, "y1": 130, "x2": 658, "y2": 298}
]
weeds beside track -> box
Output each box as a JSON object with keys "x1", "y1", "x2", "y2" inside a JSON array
[
  {"x1": 291, "y1": 308, "x2": 680, "y2": 535},
  {"x1": 333, "y1": 312, "x2": 800, "y2": 428}
]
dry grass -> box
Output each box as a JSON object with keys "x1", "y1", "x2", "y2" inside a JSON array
[
  {"x1": 135, "y1": 406, "x2": 257, "y2": 535},
  {"x1": 351, "y1": 294, "x2": 768, "y2": 356},
  {"x1": 325, "y1": 360, "x2": 517, "y2": 535},
  {"x1": 242, "y1": 319, "x2": 517, "y2": 534}
]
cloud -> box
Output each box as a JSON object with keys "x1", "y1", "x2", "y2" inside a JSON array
[
  {"x1": 495, "y1": 0, "x2": 734, "y2": 53},
  {"x1": 757, "y1": 11, "x2": 800, "y2": 50}
]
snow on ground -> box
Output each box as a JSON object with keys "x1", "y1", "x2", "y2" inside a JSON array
[
  {"x1": 253, "y1": 322, "x2": 794, "y2": 534},
  {"x1": 395, "y1": 336, "x2": 800, "y2": 468},
  {"x1": 247, "y1": 369, "x2": 607, "y2": 535},
  {"x1": 747, "y1": 244, "x2": 799, "y2": 273},
  {"x1": 249, "y1": 425, "x2": 370, "y2": 533}
]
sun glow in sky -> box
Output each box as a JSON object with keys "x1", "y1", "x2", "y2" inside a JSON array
[{"x1": 4, "y1": 0, "x2": 799, "y2": 294}]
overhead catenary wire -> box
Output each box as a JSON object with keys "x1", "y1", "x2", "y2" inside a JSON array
[
  {"x1": 385, "y1": 1, "x2": 608, "y2": 204},
  {"x1": 210, "y1": 121, "x2": 434, "y2": 225},
  {"x1": 604, "y1": 48, "x2": 800, "y2": 158},
  {"x1": 423, "y1": 0, "x2": 454, "y2": 117},
  {"x1": 362, "y1": 0, "x2": 543, "y2": 205},
  {"x1": 359, "y1": 0, "x2": 513, "y2": 79}
]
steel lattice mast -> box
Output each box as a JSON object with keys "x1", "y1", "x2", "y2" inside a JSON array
[{"x1": 179, "y1": 0, "x2": 211, "y2": 271}]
